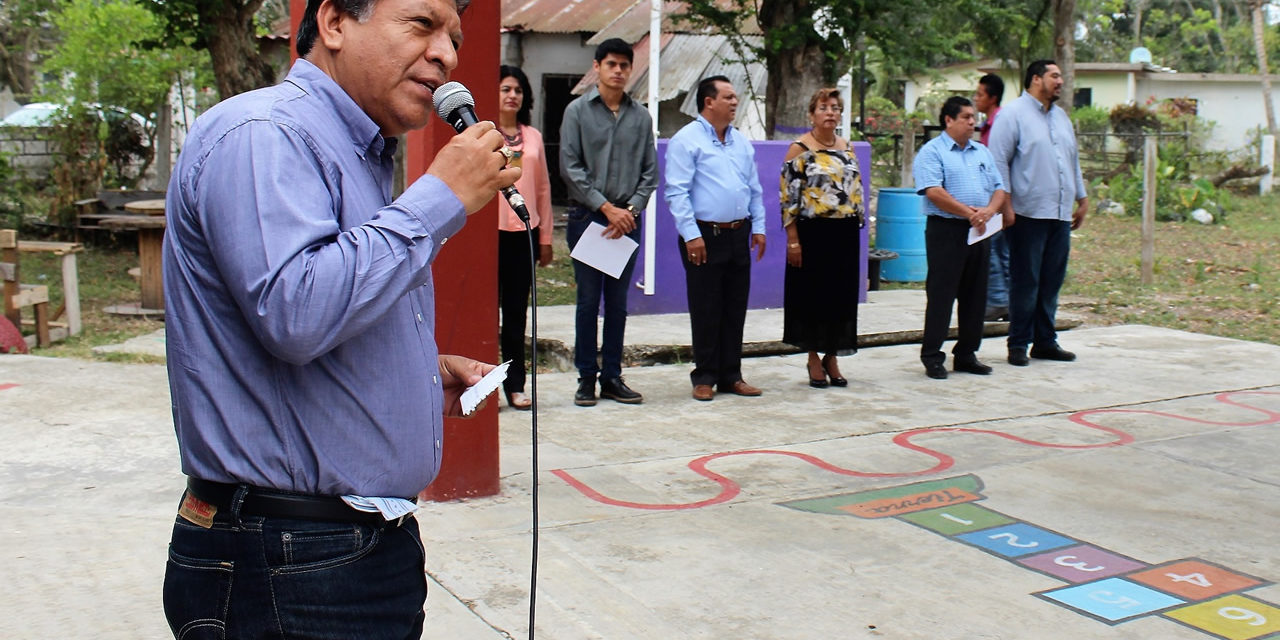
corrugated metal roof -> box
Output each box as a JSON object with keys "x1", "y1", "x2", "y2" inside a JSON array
[
  {"x1": 587, "y1": 1, "x2": 690, "y2": 44},
  {"x1": 630, "y1": 33, "x2": 728, "y2": 103},
  {"x1": 676, "y1": 36, "x2": 766, "y2": 116},
  {"x1": 502, "y1": 0, "x2": 640, "y2": 33}
]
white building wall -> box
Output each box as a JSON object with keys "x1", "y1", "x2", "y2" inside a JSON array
[
  {"x1": 1141, "y1": 75, "x2": 1280, "y2": 150},
  {"x1": 503, "y1": 32, "x2": 596, "y2": 131}
]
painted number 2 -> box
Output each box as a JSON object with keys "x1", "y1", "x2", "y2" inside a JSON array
[
  {"x1": 1219, "y1": 607, "x2": 1267, "y2": 626},
  {"x1": 989, "y1": 532, "x2": 1038, "y2": 548}
]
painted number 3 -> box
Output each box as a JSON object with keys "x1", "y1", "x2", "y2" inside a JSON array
[
  {"x1": 1054, "y1": 555, "x2": 1105, "y2": 572},
  {"x1": 1219, "y1": 607, "x2": 1267, "y2": 626},
  {"x1": 988, "y1": 532, "x2": 1038, "y2": 548}
]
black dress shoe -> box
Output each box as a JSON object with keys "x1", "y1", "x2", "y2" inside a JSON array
[
  {"x1": 600, "y1": 377, "x2": 644, "y2": 404},
  {"x1": 574, "y1": 377, "x2": 597, "y2": 407},
  {"x1": 1008, "y1": 347, "x2": 1029, "y2": 367},
  {"x1": 924, "y1": 363, "x2": 949, "y2": 379},
  {"x1": 954, "y1": 357, "x2": 993, "y2": 375},
  {"x1": 1030, "y1": 345, "x2": 1077, "y2": 361}
]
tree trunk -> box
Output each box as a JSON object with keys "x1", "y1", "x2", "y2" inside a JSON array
[
  {"x1": 1250, "y1": 0, "x2": 1277, "y2": 137},
  {"x1": 205, "y1": 0, "x2": 275, "y2": 99},
  {"x1": 759, "y1": 0, "x2": 827, "y2": 140},
  {"x1": 1054, "y1": 0, "x2": 1076, "y2": 113}
]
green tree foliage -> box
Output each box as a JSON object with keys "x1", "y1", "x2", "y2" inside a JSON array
[
  {"x1": 141, "y1": 0, "x2": 277, "y2": 99},
  {"x1": 1076, "y1": 0, "x2": 1280, "y2": 73},
  {"x1": 39, "y1": 0, "x2": 200, "y2": 208},
  {"x1": 677, "y1": 0, "x2": 1030, "y2": 138},
  {"x1": 0, "y1": 0, "x2": 60, "y2": 103}
]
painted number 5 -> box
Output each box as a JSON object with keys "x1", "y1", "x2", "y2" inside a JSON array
[
  {"x1": 1219, "y1": 607, "x2": 1267, "y2": 626},
  {"x1": 989, "y1": 532, "x2": 1038, "y2": 548},
  {"x1": 1089, "y1": 591, "x2": 1141, "y2": 609}
]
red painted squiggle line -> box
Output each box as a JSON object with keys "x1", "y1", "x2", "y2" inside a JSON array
[
  {"x1": 553, "y1": 391, "x2": 1280, "y2": 511},
  {"x1": 0, "y1": 383, "x2": 17, "y2": 391}
]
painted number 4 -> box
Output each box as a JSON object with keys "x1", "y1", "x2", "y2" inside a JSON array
[
  {"x1": 1165, "y1": 572, "x2": 1212, "y2": 588},
  {"x1": 1219, "y1": 607, "x2": 1267, "y2": 626}
]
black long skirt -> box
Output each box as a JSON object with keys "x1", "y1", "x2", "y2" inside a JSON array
[{"x1": 782, "y1": 216, "x2": 860, "y2": 354}]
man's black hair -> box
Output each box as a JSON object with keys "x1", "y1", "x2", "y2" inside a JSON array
[
  {"x1": 297, "y1": 0, "x2": 470, "y2": 58},
  {"x1": 500, "y1": 65, "x2": 534, "y2": 126},
  {"x1": 1024, "y1": 59, "x2": 1056, "y2": 90},
  {"x1": 695, "y1": 75, "x2": 731, "y2": 113},
  {"x1": 594, "y1": 38, "x2": 634, "y2": 64},
  {"x1": 979, "y1": 73, "x2": 1005, "y2": 106},
  {"x1": 940, "y1": 95, "x2": 973, "y2": 125}
]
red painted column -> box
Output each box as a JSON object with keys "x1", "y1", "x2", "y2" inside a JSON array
[
  {"x1": 412, "y1": 2, "x2": 502, "y2": 501},
  {"x1": 290, "y1": 0, "x2": 502, "y2": 500}
]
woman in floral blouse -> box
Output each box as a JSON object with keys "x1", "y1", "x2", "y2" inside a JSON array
[{"x1": 779, "y1": 88, "x2": 866, "y2": 388}]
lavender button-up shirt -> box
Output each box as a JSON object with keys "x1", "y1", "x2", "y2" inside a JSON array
[{"x1": 163, "y1": 60, "x2": 466, "y2": 498}]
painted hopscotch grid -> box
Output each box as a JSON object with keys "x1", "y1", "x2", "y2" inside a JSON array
[{"x1": 779, "y1": 474, "x2": 1278, "y2": 639}]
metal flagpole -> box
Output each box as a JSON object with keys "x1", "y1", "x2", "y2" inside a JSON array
[{"x1": 643, "y1": 0, "x2": 661, "y2": 295}]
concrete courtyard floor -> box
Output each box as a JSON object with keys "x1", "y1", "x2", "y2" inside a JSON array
[{"x1": 2, "y1": 290, "x2": 1279, "y2": 639}]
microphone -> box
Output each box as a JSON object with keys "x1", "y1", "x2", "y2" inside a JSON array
[{"x1": 434, "y1": 81, "x2": 531, "y2": 224}]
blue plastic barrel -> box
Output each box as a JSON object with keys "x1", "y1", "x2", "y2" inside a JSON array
[{"x1": 875, "y1": 187, "x2": 927, "y2": 282}]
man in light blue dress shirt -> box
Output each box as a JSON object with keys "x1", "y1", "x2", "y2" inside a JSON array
[
  {"x1": 665, "y1": 76, "x2": 767, "y2": 401},
  {"x1": 914, "y1": 96, "x2": 1008, "y2": 380},
  {"x1": 161, "y1": 0, "x2": 518, "y2": 636},
  {"x1": 987, "y1": 60, "x2": 1089, "y2": 367}
]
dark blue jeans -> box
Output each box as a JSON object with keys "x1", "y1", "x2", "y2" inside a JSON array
[
  {"x1": 1005, "y1": 216, "x2": 1071, "y2": 350},
  {"x1": 986, "y1": 230, "x2": 1010, "y2": 309},
  {"x1": 565, "y1": 206, "x2": 640, "y2": 381},
  {"x1": 163, "y1": 490, "x2": 427, "y2": 639}
]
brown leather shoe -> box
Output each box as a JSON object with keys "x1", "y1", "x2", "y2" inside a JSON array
[
  {"x1": 692, "y1": 384, "x2": 715, "y2": 401},
  {"x1": 725, "y1": 380, "x2": 762, "y2": 396}
]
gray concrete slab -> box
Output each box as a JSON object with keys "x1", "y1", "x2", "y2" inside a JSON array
[{"x1": 3, "y1": 307, "x2": 1280, "y2": 639}]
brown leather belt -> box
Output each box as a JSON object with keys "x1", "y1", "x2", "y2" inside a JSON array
[
  {"x1": 186, "y1": 477, "x2": 413, "y2": 527},
  {"x1": 697, "y1": 219, "x2": 747, "y2": 230}
]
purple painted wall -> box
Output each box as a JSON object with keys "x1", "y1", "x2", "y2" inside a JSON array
[{"x1": 628, "y1": 140, "x2": 872, "y2": 315}]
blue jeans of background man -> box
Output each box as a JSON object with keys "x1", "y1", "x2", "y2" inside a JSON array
[
  {"x1": 566, "y1": 206, "x2": 640, "y2": 381},
  {"x1": 163, "y1": 489, "x2": 427, "y2": 640},
  {"x1": 986, "y1": 230, "x2": 1010, "y2": 309},
  {"x1": 1005, "y1": 216, "x2": 1071, "y2": 351}
]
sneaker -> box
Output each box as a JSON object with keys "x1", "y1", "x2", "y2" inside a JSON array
[
  {"x1": 600, "y1": 377, "x2": 643, "y2": 404},
  {"x1": 574, "y1": 377, "x2": 597, "y2": 407}
]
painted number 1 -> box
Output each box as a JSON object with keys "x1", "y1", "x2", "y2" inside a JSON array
[
  {"x1": 1219, "y1": 607, "x2": 1267, "y2": 626},
  {"x1": 989, "y1": 532, "x2": 1038, "y2": 548},
  {"x1": 940, "y1": 513, "x2": 973, "y2": 525}
]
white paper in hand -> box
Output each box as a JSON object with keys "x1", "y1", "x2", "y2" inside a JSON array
[
  {"x1": 967, "y1": 213, "x2": 1004, "y2": 245},
  {"x1": 460, "y1": 360, "x2": 511, "y2": 415},
  {"x1": 569, "y1": 222, "x2": 639, "y2": 278}
]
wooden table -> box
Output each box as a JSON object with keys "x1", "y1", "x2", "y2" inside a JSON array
[{"x1": 101, "y1": 198, "x2": 167, "y2": 315}]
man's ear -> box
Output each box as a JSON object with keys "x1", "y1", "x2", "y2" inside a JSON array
[{"x1": 315, "y1": 0, "x2": 347, "y2": 52}]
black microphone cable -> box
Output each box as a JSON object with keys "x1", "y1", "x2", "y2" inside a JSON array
[{"x1": 522, "y1": 214, "x2": 539, "y2": 640}]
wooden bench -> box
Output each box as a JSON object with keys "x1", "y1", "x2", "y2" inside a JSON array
[
  {"x1": 16, "y1": 239, "x2": 83, "y2": 337},
  {"x1": 2, "y1": 230, "x2": 53, "y2": 348},
  {"x1": 74, "y1": 189, "x2": 165, "y2": 237}
]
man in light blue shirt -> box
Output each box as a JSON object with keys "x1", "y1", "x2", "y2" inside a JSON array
[
  {"x1": 987, "y1": 59, "x2": 1088, "y2": 366},
  {"x1": 162, "y1": 0, "x2": 517, "y2": 636},
  {"x1": 665, "y1": 76, "x2": 767, "y2": 401},
  {"x1": 914, "y1": 96, "x2": 1008, "y2": 380}
]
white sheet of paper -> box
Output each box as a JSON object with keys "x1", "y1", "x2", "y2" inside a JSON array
[
  {"x1": 569, "y1": 222, "x2": 640, "y2": 279},
  {"x1": 341, "y1": 495, "x2": 418, "y2": 520},
  {"x1": 967, "y1": 213, "x2": 1004, "y2": 245},
  {"x1": 460, "y1": 360, "x2": 510, "y2": 416}
]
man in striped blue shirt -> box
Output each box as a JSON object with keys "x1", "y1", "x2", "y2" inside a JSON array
[{"x1": 913, "y1": 96, "x2": 1008, "y2": 379}]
